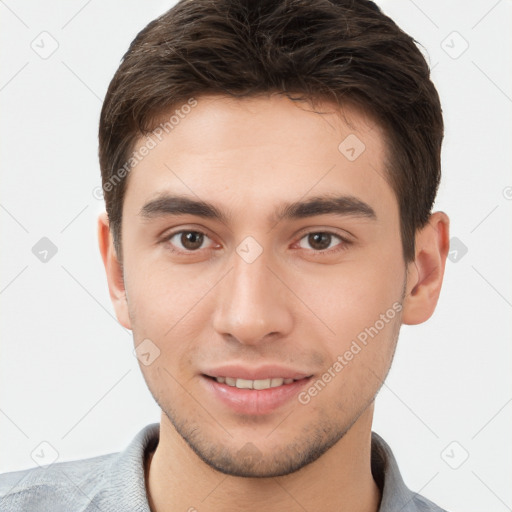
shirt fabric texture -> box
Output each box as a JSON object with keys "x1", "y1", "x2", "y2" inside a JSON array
[{"x1": 0, "y1": 422, "x2": 448, "y2": 511}]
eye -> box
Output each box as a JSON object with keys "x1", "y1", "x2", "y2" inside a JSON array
[
  {"x1": 163, "y1": 230, "x2": 216, "y2": 254},
  {"x1": 296, "y1": 231, "x2": 350, "y2": 255},
  {"x1": 162, "y1": 228, "x2": 351, "y2": 257}
]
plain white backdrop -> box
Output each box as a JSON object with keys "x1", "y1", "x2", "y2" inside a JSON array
[{"x1": 0, "y1": 1, "x2": 511, "y2": 511}]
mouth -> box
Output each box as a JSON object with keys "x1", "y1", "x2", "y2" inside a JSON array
[
  {"x1": 200, "y1": 372, "x2": 314, "y2": 415},
  {"x1": 203, "y1": 375, "x2": 306, "y2": 390}
]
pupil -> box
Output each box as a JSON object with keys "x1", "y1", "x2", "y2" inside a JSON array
[
  {"x1": 310, "y1": 233, "x2": 330, "y2": 250},
  {"x1": 183, "y1": 231, "x2": 203, "y2": 250}
]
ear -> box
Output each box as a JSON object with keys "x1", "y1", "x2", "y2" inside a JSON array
[
  {"x1": 97, "y1": 212, "x2": 132, "y2": 330},
  {"x1": 402, "y1": 211, "x2": 450, "y2": 325}
]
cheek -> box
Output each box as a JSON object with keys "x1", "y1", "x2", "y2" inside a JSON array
[
  {"x1": 312, "y1": 261, "x2": 402, "y2": 337},
  {"x1": 124, "y1": 248, "x2": 196, "y2": 326},
  {"x1": 301, "y1": 257, "x2": 404, "y2": 388},
  {"x1": 124, "y1": 257, "x2": 213, "y2": 369}
]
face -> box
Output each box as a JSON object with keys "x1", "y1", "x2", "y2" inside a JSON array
[{"x1": 114, "y1": 94, "x2": 408, "y2": 477}]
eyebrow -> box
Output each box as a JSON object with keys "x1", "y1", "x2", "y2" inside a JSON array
[{"x1": 139, "y1": 193, "x2": 377, "y2": 225}]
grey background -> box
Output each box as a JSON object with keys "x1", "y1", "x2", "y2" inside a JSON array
[{"x1": 1, "y1": 1, "x2": 511, "y2": 511}]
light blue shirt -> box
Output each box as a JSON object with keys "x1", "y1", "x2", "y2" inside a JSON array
[{"x1": 0, "y1": 423, "x2": 448, "y2": 511}]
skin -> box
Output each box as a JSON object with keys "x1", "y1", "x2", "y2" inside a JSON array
[{"x1": 98, "y1": 93, "x2": 449, "y2": 512}]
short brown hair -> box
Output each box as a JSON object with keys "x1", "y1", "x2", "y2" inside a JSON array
[{"x1": 99, "y1": 0, "x2": 443, "y2": 263}]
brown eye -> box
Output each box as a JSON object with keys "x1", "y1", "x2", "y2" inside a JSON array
[
  {"x1": 165, "y1": 230, "x2": 213, "y2": 253},
  {"x1": 179, "y1": 231, "x2": 204, "y2": 251},
  {"x1": 306, "y1": 233, "x2": 332, "y2": 250},
  {"x1": 298, "y1": 231, "x2": 345, "y2": 252}
]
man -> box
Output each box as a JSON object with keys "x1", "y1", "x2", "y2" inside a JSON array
[{"x1": 0, "y1": 0, "x2": 450, "y2": 510}]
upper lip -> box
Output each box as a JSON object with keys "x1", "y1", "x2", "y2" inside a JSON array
[{"x1": 202, "y1": 364, "x2": 312, "y2": 381}]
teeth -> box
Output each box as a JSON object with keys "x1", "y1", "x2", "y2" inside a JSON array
[
  {"x1": 253, "y1": 379, "x2": 270, "y2": 390},
  {"x1": 236, "y1": 378, "x2": 253, "y2": 389},
  {"x1": 214, "y1": 376, "x2": 298, "y2": 390}
]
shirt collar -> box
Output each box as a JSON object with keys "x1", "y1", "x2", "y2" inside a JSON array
[
  {"x1": 370, "y1": 431, "x2": 424, "y2": 511},
  {"x1": 99, "y1": 423, "x2": 426, "y2": 512}
]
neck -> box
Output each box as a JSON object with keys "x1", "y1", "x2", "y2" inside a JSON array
[{"x1": 146, "y1": 406, "x2": 381, "y2": 512}]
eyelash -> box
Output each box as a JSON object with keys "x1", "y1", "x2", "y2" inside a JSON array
[{"x1": 161, "y1": 229, "x2": 352, "y2": 257}]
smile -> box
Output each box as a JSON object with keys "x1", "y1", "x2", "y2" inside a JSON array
[
  {"x1": 201, "y1": 373, "x2": 313, "y2": 414},
  {"x1": 213, "y1": 376, "x2": 300, "y2": 389}
]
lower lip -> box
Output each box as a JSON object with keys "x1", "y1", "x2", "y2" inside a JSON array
[{"x1": 200, "y1": 375, "x2": 312, "y2": 415}]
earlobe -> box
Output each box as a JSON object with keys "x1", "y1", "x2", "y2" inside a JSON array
[
  {"x1": 402, "y1": 212, "x2": 450, "y2": 325},
  {"x1": 97, "y1": 212, "x2": 132, "y2": 330}
]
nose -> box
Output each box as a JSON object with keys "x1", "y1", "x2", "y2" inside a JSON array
[{"x1": 212, "y1": 246, "x2": 294, "y2": 346}]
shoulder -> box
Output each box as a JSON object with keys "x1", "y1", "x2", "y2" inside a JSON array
[
  {"x1": 0, "y1": 452, "x2": 117, "y2": 512},
  {"x1": 371, "y1": 432, "x2": 451, "y2": 512},
  {"x1": 410, "y1": 493, "x2": 450, "y2": 512},
  {"x1": 0, "y1": 423, "x2": 159, "y2": 512}
]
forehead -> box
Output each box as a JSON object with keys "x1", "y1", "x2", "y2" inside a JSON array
[{"x1": 122, "y1": 93, "x2": 397, "y2": 226}]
